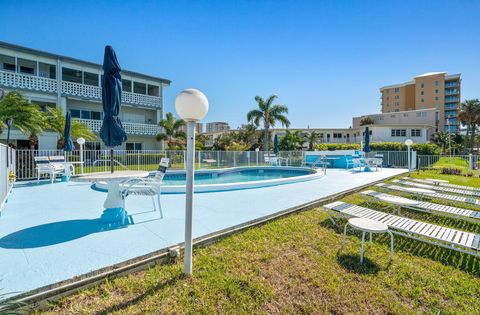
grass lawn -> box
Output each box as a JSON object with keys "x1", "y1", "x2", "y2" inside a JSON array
[{"x1": 36, "y1": 171, "x2": 480, "y2": 315}]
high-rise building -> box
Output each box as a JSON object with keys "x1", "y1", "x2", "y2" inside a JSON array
[
  {"x1": 380, "y1": 72, "x2": 461, "y2": 132},
  {"x1": 206, "y1": 122, "x2": 230, "y2": 132}
]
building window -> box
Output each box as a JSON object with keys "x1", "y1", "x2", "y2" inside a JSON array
[
  {"x1": 394, "y1": 102, "x2": 399, "y2": 106},
  {"x1": 333, "y1": 133, "x2": 342, "y2": 138},
  {"x1": 435, "y1": 81, "x2": 439, "y2": 86},
  {"x1": 391, "y1": 129, "x2": 406, "y2": 137},
  {"x1": 394, "y1": 88, "x2": 400, "y2": 93},
  {"x1": 421, "y1": 91, "x2": 424, "y2": 95},
  {"x1": 122, "y1": 79, "x2": 132, "y2": 92},
  {"x1": 70, "y1": 109, "x2": 102, "y2": 120},
  {"x1": 147, "y1": 84, "x2": 160, "y2": 97},
  {"x1": 411, "y1": 129, "x2": 421, "y2": 137},
  {"x1": 62, "y1": 67, "x2": 82, "y2": 83},
  {"x1": 17, "y1": 58, "x2": 36, "y2": 75},
  {"x1": 386, "y1": 96, "x2": 389, "y2": 100},
  {"x1": 0, "y1": 54, "x2": 15, "y2": 71},
  {"x1": 394, "y1": 109, "x2": 399, "y2": 112},
  {"x1": 126, "y1": 142, "x2": 142, "y2": 150},
  {"x1": 403, "y1": 113, "x2": 408, "y2": 117},
  {"x1": 83, "y1": 72, "x2": 99, "y2": 86},
  {"x1": 133, "y1": 82, "x2": 147, "y2": 94},
  {"x1": 38, "y1": 62, "x2": 56, "y2": 79},
  {"x1": 85, "y1": 142, "x2": 101, "y2": 150},
  {"x1": 435, "y1": 89, "x2": 438, "y2": 94},
  {"x1": 421, "y1": 83, "x2": 424, "y2": 88},
  {"x1": 421, "y1": 98, "x2": 424, "y2": 102}
]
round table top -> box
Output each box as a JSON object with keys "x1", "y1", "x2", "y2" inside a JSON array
[
  {"x1": 403, "y1": 187, "x2": 436, "y2": 195},
  {"x1": 348, "y1": 218, "x2": 388, "y2": 233},
  {"x1": 71, "y1": 170, "x2": 150, "y2": 182},
  {"x1": 377, "y1": 195, "x2": 419, "y2": 206},
  {"x1": 425, "y1": 178, "x2": 449, "y2": 184}
]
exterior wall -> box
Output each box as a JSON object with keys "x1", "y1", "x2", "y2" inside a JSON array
[
  {"x1": 369, "y1": 126, "x2": 431, "y2": 143},
  {"x1": 352, "y1": 108, "x2": 438, "y2": 129}
]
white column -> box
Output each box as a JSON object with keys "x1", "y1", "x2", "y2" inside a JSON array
[{"x1": 184, "y1": 121, "x2": 196, "y2": 276}]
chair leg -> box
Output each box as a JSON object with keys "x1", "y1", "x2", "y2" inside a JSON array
[
  {"x1": 122, "y1": 196, "x2": 126, "y2": 225},
  {"x1": 37, "y1": 172, "x2": 40, "y2": 184},
  {"x1": 151, "y1": 195, "x2": 157, "y2": 211},
  {"x1": 157, "y1": 194, "x2": 163, "y2": 219}
]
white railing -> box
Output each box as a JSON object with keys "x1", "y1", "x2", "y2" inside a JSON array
[
  {"x1": 0, "y1": 70, "x2": 161, "y2": 108},
  {"x1": 73, "y1": 118, "x2": 161, "y2": 136},
  {"x1": 1, "y1": 144, "x2": 15, "y2": 209},
  {"x1": 0, "y1": 70, "x2": 57, "y2": 93}
]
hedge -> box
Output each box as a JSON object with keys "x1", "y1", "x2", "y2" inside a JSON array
[{"x1": 314, "y1": 142, "x2": 441, "y2": 155}]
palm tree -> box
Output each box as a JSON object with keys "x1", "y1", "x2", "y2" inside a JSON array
[
  {"x1": 44, "y1": 107, "x2": 97, "y2": 149},
  {"x1": 278, "y1": 130, "x2": 305, "y2": 151},
  {"x1": 431, "y1": 131, "x2": 454, "y2": 154},
  {"x1": 304, "y1": 131, "x2": 320, "y2": 151},
  {"x1": 458, "y1": 99, "x2": 480, "y2": 154},
  {"x1": 156, "y1": 112, "x2": 186, "y2": 149},
  {"x1": 0, "y1": 91, "x2": 46, "y2": 139},
  {"x1": 247, "y1": 95, "x2": 290, "y2": 151}
]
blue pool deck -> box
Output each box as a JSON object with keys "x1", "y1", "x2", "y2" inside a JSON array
[{"x1": 0, "y1": 168, "x2": 405, "y2": 296}]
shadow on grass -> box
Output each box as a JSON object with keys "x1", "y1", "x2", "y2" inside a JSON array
[
  {"x1": 95, "y1": 272, "x2": 183, "y2": 315},
  {"x1": 336, "y1": 253, "x2": 381, "y2": 274},
  {"x1": 318, "y1": 216, "x2": 480, "y2": 275}
]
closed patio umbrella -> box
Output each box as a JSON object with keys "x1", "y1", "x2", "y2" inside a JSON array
[
  {"x1": 363, "y1": 126, "x2": 370, "y2": 153},
  {"x1": 99, "y1": 46, "x2": 127, "y2": 173},
  {"x1": 63, "y1": 112, "x2": 74, "y2": 152},
  {"x1": 273, "y1": 134, "x2": 279, "y2": 154}
]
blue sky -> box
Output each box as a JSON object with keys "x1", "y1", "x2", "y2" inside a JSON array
[{"x1": 1, "y1": 0, "x2": 479, "y2": 128}]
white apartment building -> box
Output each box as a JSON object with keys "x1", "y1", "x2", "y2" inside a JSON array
[
  {"x1": 0, "y1": 41, "x2": 170, "y2": 150},
  {"x1": 206, "y1": 122, "x2": 230, "y2": 132}
]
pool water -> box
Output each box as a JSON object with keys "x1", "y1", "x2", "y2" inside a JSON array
[{"x1": 161, "y1": 168, "x2": 315, "y2": 185}]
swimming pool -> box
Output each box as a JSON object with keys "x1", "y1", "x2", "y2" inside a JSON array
[{"x1": 94, "y1": 166, "x2": 323, "y2": 193}]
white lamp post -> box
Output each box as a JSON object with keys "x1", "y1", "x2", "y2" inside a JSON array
[
  {"x1": 405, "y1": 139, "x2": 413, "y2": 176},
  {"x1": 175, "y1": 88, "x2": 209, "y2": 276},
  {"x1": 77, "y1": 137, "x2": 85, "y2": 174}
]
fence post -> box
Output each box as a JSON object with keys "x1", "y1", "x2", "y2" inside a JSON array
[
  {"x1": 198, "y1": 151, "x2": 201, "y2": 169},
  {"x1": 217, "y1": 151, "x2": 220, "y2": 168},
  {"x1": 469, "y1": 154, "x2": 473, "y2": 171},
  {"x1": 233, "y1": 151, "x2": 237, "y2": 167}
]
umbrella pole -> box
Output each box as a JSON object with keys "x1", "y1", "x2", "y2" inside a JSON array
[{"x1": 110, "y1": 148, "x2": 114, "y2": 173}]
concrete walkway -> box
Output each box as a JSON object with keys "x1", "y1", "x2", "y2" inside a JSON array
[{"x1": 0, "y1": 168, "x2": 405, "y2": 296}]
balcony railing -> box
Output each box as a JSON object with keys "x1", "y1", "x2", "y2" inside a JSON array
[
  {"x1": 0, "y1": 70, "x2": 57, "y2": 93},
  {"x1": 0, "y1": 70, "x2": 161, "y2": 108},
  {"x1": 445, "y1": 89, "x2": 459, "y2": 95},
  {"x1": 74, "y1": 118, "x2": 161, "y2": 136}
]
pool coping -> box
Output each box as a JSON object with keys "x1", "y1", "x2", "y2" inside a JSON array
[{"x1": 15, "y1": 170, "x2": 407, "y2": 311}]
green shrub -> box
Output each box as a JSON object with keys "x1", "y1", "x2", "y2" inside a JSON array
[
  {"x1": 313, "y1": 142, "x2": 441, "y2": 155},
  {"x1": 314, "y1": 143, "x2": 361, "y2": 151}
]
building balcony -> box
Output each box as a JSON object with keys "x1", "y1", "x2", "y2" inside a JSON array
[
  {"x1": 0, "y1": 70, "x2": 162, "y2": 109},
  {"x1": 445, "y1": 89, "x2": 459, "y2": 95},
  {"x1": 74, "y1": 118, "x2": 161, "y2": 136}
]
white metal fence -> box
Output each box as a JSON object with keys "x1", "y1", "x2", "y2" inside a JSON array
[
  {"x1": 12, "y1": 149, "x2": 478, "y2": 180},
  {"x1": 1, "y1": 144, "x2": 15, "y2": 209}
]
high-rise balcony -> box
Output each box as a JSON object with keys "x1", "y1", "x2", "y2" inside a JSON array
[
  {"x1": 445, "y1": 89, "x2": 459, "y2": 95},
  {"x1": 0, "y1": 70, "x2": 162, "y2": 108},
  {"x1": 74, "y1": 118, "x2": 161, "y2": 136}
]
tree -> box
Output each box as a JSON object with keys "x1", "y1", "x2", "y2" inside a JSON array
[
  {"x1": 247, "y1": 95, "x2": 290, "y2": 151},
  {"x1": 304, "y1": 131, "x2": 320, "y2": 151},
  {"x1": 431, "y1": 131, "x2": 454, "y2": 154},
  {"x1": 360, "y1": 117, "x2": 375, "y2": 126},
  {"x1": 458, "y1": 99, "x2": 480, "y2": 154},
  {"x1": 278, "y1": 130, "x2": 305, "y2": 151},
  {"x1": 0, "y1": 91, "x2": 46, "y2": 144},
  {"x1": 44, "y1": 107, "x2": 97, "y2": 149},
  {"x1": 156, "y1": 112, "x2": 186, "y2": 149}
]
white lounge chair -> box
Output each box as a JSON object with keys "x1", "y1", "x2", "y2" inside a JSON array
[
  {"x1": 361, "y1": 190, "x2": 480, "y2": 223},
  {"x1": 323, "y1": 201, "x2": 480, "y2": 257},
  {"x1": 393, "y1": 179, "x2": 480, "y2": 197},
  {"x1": 406, "y1": 177, "x2": 480, "y2": 192},
  {"x1": 34, "y1": 156, "x2": 63, "y2": 184},
  {"x1": 376, "y1": 183, "x2": 480, "y2": 207},
  {"x1": 120, "y1": 158, "x2": 170, "y2": 223}
]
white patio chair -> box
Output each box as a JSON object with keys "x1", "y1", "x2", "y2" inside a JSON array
[
  {"x1": 49, "y1": 155, "x2": 75, "y2": 176},
  {"x1": 120, "y1": 158, "x2": 170, "y2": 223},
  {"x1": 34, "y1": 156, "x2": 62, "y2": 184}
]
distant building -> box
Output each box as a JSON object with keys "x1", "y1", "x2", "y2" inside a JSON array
[
  {"x1": 206, "y1": 122, "x2": 230, "y2": 132},
  {"x1": 380, "y1": 72, "x2": 461, "y2": 132},
  {"x1": 0, "y1": 41, "x2": 170, "y2": 150}
]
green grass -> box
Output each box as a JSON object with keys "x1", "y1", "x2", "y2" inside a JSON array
[{"x1": 35, "y1": 171, "x2": 480, "y2": 314}]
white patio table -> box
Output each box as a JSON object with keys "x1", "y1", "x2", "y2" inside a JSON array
[
  {"x1": 343, "y1": 217, "x2": 394, "y2": 264},
  {"x1": 71, "y1": 170, "x2": 149, "y2": 223},
  {"x1": 425, "y1": 178, "x2": 449, "y2": 186},
  {"x1": 377, "y1": 195, "x2": 419, "y2": 215}
]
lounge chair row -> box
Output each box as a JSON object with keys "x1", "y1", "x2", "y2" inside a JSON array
[
  {"x1": 393, "y1": 178, "x2": 480, "y2": 197},
  {"x1": 361, "y1": 190, "x2": 480, "y2": 223},
  {"x1": 376, "y1": 183, "x2": 480, "y2": 207},
  {"x1": 34, "y1": 156, "x2": 75, "y2": 184},
  {"x1": 323, "y1": 201, "x2": 480, "y2": 257},
  {"x1": 406, "y1": 177, "x2": 480, "y2": 192}
]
